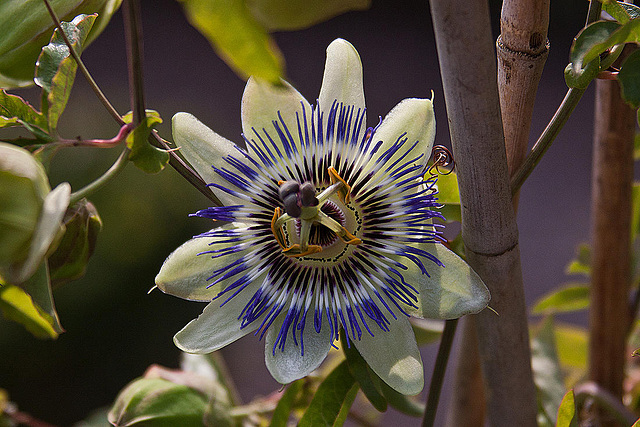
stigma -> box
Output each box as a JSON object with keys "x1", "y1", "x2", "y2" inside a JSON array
[{"x1": 271, "y1": 167, "x2": 361, "y2": 258}]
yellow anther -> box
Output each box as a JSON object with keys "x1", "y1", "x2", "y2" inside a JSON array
[
  {"x1": 328, "y1": 166, "x2": 351, "y2": 204},
  {"x1": 271, "y1": 207, "x2": 287, "y2": 250},
  {"x1": 338, "y1": 227, "x2": 362, "y2": 245},
  {"x1": 282, "y1": 244, "x2": 323, "y2": 258}
]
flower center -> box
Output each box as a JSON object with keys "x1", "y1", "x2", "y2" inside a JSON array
[
  {"x1": 270, "y1": 167, "x2": 361, "y2": 258},
  {"x1": 295, "y1": 200, "x2": 346, "y2": 247}
]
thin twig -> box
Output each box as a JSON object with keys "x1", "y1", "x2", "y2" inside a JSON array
[
  {"x1": 42, "y1": 0, "x2": 124, "y2": 125},
  {"x1": 574, "y1": 382, "x2": 637, "y2": 426},
  {"x1": 422, "y1": 319, "x2": 458, "y2": 427},
  {"x1": 123, "y1": 0, "x2": 145, "y2": 125},
  {"x1": 55, "y1": 123, "x2": 133, "y2": 148},
  {"x1": 69, "y1": 149, "x2": 129, "y2": 203},
  {"x1": 510, "y1": 0, "x2": 604, "y2": 195},
  {"x1": 510, "y1": 88, "x2": 585, "y2": 195}
]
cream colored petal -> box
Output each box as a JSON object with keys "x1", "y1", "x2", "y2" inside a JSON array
[
  {"x1": 352, "y1": 315, "x2": 424, "y2": 395},
  {"x1": 265, "y1": 312, "x2": 331, "y2": 384},
  {"x1": 318, "y1": 38, "x2": 366, "y2": 138},
  {"x1": 172, "y1": 112, "x2": 244, "y2": 206},
  {"x1": 155, "y1": 224, "x2": 247, "y2": 302},
  {"x1": 361, "y1": 98, "x2": 436, "y2": 185},
  {"x1": 174, "y1": 279, "x2": 262, "y2": 354},
  {"x1": 401, "y1": 243, "x2": 490, "y2": 319}
]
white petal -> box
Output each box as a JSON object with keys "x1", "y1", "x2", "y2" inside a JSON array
[
  {"x1": 352, "y1": 316, "x2": 424, "y2": 395},
  {"x1": 155, "y1": 224, "x2": 246, "y2": 302},
  {"x1": 318, "y1": 39, "x2": 366, "y2": 127},
  {"x1": 404, "y1": 243, "x2": 490, "y2": 319},
  {"x1": 172, "y1": 112, "x2": 243, "y2": 206},
  {"x1": 241, "y1": 78, "x2": 311, "y2": 159},
  {"x1": 265, "y1": 311, "x2": 331, "y2": 384},
  {"x1": 363, "y1": 98, "x2": 435, "y2": 181},
  {"x1": 174, "y1": 280, "x2": 262, "y2": 353}
]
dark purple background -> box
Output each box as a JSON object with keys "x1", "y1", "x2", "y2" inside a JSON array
[{"x1": 0, "y1": 0, "x2": 598, "y2": 425}]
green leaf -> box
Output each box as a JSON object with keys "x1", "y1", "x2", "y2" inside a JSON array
[
  {"x1": 108, "y1": 377, "x2": 208, "y2": 427},
  {"x1": 580, "y1": 19, "x2": 640, "y2": 67},
  {"x1": 532, "y1": 284, "x2": 590, "y2": 315},
  {"x1": 378, "y1": 379, "x2": 425, "y2": 417},
  {"x1": 125, "y1": 112, "x2": 169, "y2": 174},
  {"x1": 634, "y1": 135, "x2": 640, "y2": 160},
  {"x1": 48, "y1": 199, "x2": 102, "y2": 288},
  {"x1": 298, "y1": 361, "x2": 357, "y2": 427},
  {"x1": 0, "y1": 0, "x2": 122, "y2": 89},
  {"x1": 565, "y1": 243, "x2": 591, "y2": 276},
  {"x1": 436, "y1": 171, "x2": 461, "y2": 223},
  {"x1": 246, "y1": 0, "x2": 370, "y2": 31},
  {"x1": 531, "y1": 317, "x2": 566, "y2": 427},
  {"x1": 178, "y1": 0, "x2": 284, "y2": 83},
  {"x1": 570, "y1": 21, "x2": 620, "y2": 72},
  {"x1": 341, "y1": 331, "x2": 387, "y2": 412},
  {"x1": 564, "y1": 59, "x2": 600, "y2": 90},
  {"x1": 618, "y1": 50, "x2": 640, "y2": 109},
  {"x1": 21, "y1": 262, "x2": 64, "y2": 335},
  {"x1": 0, "y1": 90, "x2": 47, "y2": 132},
  {"x1": 555, "y1": 390, "x2": 578, "y2": 427},
  {"x1": 633, "y1": 417, "x2": 640, "y2": 427},
  {"x1": 411, "y1": 318, "x2": 444, "y2": 345},
  {"x1": 269, "y1": 380, "x2": 303, "y2": 427},
  {"x1": 602, "y1": 1, "x2": 640, "y2": 23},
  {"x1": 555, "y1": 324, "x2": 588, "y2": 371},
  {"x1": 0, "y1": 282, "x2": 58, "y2": 339},
  {"x1": 34, "y1": 14, "x2": 97, "y2": 133}
]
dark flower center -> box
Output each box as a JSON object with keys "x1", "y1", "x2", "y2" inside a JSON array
[{"x1": 295, "y1": 200, "x2": 345, "y2": 247}]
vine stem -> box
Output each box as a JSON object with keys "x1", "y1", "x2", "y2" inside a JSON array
[
  {"x1": 421, "y1": 319, "x2": 458, "y2": 427},
  {"x1": 510, "y1": 87, "x2": 585, "y2": 195},
  {"x1": 510, "y1": 0, "x2": 603, "y2": 195},
  {"x1": 69, "y1": 149, "x2": 129, "y2": 203},
  {"x1": 42, "y1": 0, "x2": 219, "y2": 206},
  {"x1": 42, "y1": 0, "x2": 124, "y2": 125}
]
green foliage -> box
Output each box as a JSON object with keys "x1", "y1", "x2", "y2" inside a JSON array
[
  {"x1": 124, "y1": 111, "x2": 169, "y2": 173},
  {"x1": 435, "y1": 170, "x2": 461, "y2": 223},
  {"x1": 0, "y1": 282, "x2": 58, "y2": 339},
  {"x1": 0, "y1": 90, "x2": 48, "y2": 132},
  {"x1": 565, "y1": 243, "x2": 591, "y2": 276},
  {"x1": 178, "y1": 0, "x2": 285, "y2": 83},
  {"x1": 298, "y1": 361, "x2": 357, "y2": 427},
  {"x1": 618, "y1": 50, "x2": 640, "y2": 109},
  {"x1": 0, "y1": 144, "x2": 49, "y2": 264},
  {"x1": 531, "y1": 317, "x2": 566, "y2": 427},
  {"x1": 177, "y1": 0, "x2": 370, "y2": 83},
  {"x1": 0, "y1": 0, "x2": 122, "y2": 88},
  {"x1": 532, "y1": 284, "x2": 590, "y2": 315},
  {"x1": 269, "y1": 380, "x2": 304, "y2": 427},
  {"x1": 378, "y1": 379, "x2": 425, "y2": 417},
  {"x1": 342, "y1": 332, "x2": 387, "y2": 412},
  {"x1": 246, "y1": 0, "x2": 370, "y2": 31},
  {"x1": 35, "y1": 14, "x2": 97, "y2": 134},
  {"x1": 0, "y1": 14, "x2": 97, "y2": 144},
  {"x1": 108, "y1": 377, "x2": 209, "y2": 427},
  {"x1": 555, "y1": 390, "x2": 579, "y2": 427},
  {"x1": 602, "y1": 1, "x2": 640, "y2": 23},
  {"x1": 411, "y1": 318, "x2": 444, "y2": 345},
  {"x1": 48, "y1": 199, "x2": 102, "y2": 288}
]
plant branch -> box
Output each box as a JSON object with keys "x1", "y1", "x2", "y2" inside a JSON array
[
  {"x1": 422, "y1": 319, "x2": 457, "y2": 427},
  {"x1": 42, "y1": 0, "x2": 124, "y2": 126},
  {"x1": 69, "y1": 148, "x2": 129, "y2": 203},
  {"x1": 575, "y1": 382, "x2": 637, "y2": 426},
  {"x1": 510, "y1": 88, "x2": 585, "y2": 195},
  {"x1": 429, "y1": 0, "x2": 537, "y2": 425},
  {"x1": 55, "y1": 123, "x2": 133, "y2": 148}
]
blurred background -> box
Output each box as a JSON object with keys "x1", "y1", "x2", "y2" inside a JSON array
[{"x1": 0, "y1": 0, "x2": 596, "y2": 425}]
